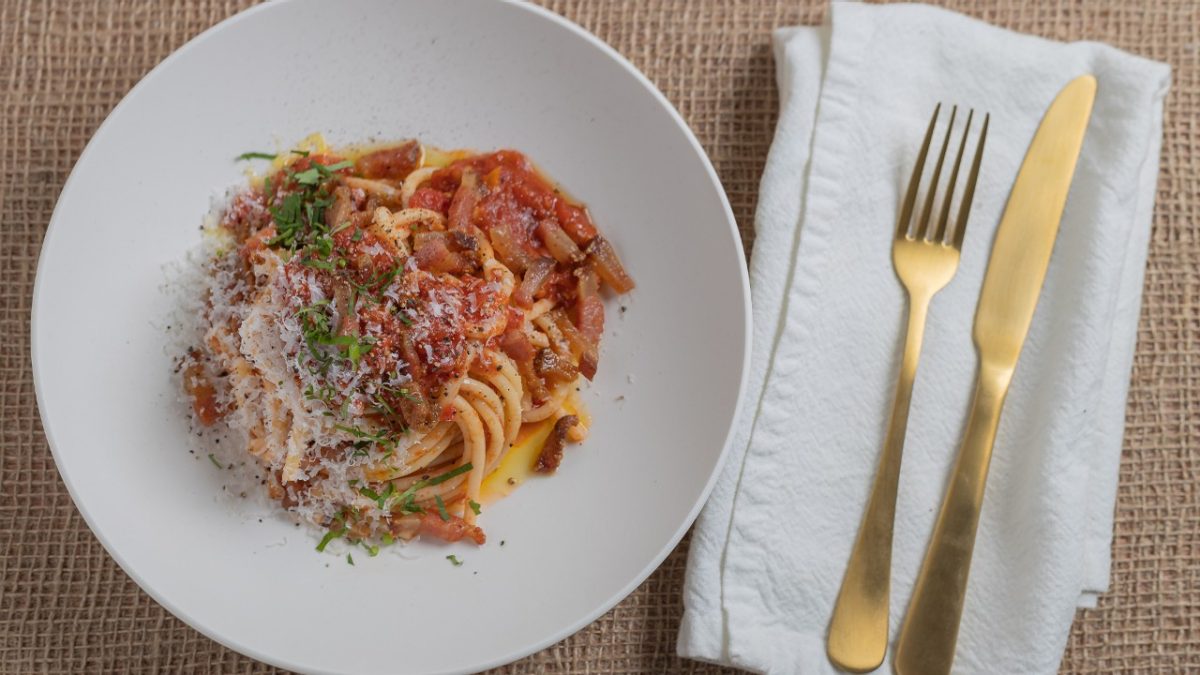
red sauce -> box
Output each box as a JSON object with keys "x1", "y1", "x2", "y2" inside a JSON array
[
  {"x1": 422, "y1": 151, "x2": 599, "y2": 256},
  {"x1": 408, "y1": 187, "x2": 450, "y2": 213}
]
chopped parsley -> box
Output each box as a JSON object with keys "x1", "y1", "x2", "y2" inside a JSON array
[
  {"x1": 380, "y1": 384, "x2": 420, "y2": 403},
  {"x1": 361, "y1": 541, "x2": 380, "y2": 557},
  {"x1": 346, "y1": 553, "x2": 355, "y2": 566},
  {"x1": 316, "y1": 524, "x2": 346, "y2": 552},
  {"x1": 263, "y1": 165, "x2": 337, "y2": 250},
  {"x1": 399, "y1": 493, "x2": 424, "y2": 514},
  {"x1": 235, "y1": 151, "x2": 277, "y2": 161},
  {"x1": 349, "y1": 261, "x2": 405, "y2": 306},
  {"x1": 299, "y1": 256, "x2": 336, "y2": 271},
  {"x1": 293, "y1": 160, "x2": 354, "y2": 186},
  {"x1": 468, "y1": 499, "x2": 482, "y2": 516},
  {"x1": 358, "y1": 482, "x2": 395, "y2": 510},
  {"x1": 380, "y1": 463, "x2": 473, "y2": 515},
  {"x1": 336, "y1": 424, "x2": 400, "y2": 452},
  {"x1": 292, "y1": 167, "x2": 324, "y2": 186},
  {"x1": 446, "y1": 555, "x2": 463, "y2": 567},
  {"x1": 434, "y1": 495, "x2": 450, "y2": 522},
  {"x1": 370, "y1": 391, "x2": 397, "y2": 417},
  {"x1": 424, "y1": 463, "x2": 473, "y2": 487},
  {"x1": 294, "y1": 299, "x2": 376, "y2": 373}
]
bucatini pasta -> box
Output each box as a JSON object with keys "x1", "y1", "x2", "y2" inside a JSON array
[{"x1": 179, "y1": 138, "x2": 633, "y2": 549}]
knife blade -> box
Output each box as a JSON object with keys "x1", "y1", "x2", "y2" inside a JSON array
[
  {"x1": 894, "y1": 74, "x2": 1097, "y2": 675},
  {"x1": 974, "y1": 75, "x2": 1098, "y2": 365}
]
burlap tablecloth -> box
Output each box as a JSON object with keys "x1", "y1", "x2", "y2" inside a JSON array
[{"x1": 2, "y1": 1, "x2": 1196, "y2": 672}]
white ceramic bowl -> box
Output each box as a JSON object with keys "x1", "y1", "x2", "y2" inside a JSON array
[{"x1": 33, "y1": 1, "x2": 749, "y2": 672}]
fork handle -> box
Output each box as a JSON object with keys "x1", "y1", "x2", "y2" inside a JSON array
[
  {"x1": 894, "y1": 360, "x2": 1013, "y2": 675},
  {"x1": 827, "y1": 291, "x2": 932, "y2": 673}
]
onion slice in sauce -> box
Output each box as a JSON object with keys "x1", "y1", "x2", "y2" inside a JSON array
[
  {"x1": 513, "y1": 257, "x2": 556, "y2": 308},
  {"x1": 536, "y1": 219, "x2": 585, "y2": 264},
  {"x1": 354, "y1": 140, "x2": 422, "y2": 180},
  {"x1": 343, "y1": 176, "x2": 401, "y2": 204},
  {"x1": 414, "y1": 235, "x2": 466, "y2": 274},
  {"x1": 586, "y1": 235, "x2": 635, "y2": 294},
  {"x1": 488, "y1": 227, "x2": 534, "y2": 273},
  {"x1": 548, "y1": 309, "x2": 599, "y2": 381},
  {"x1": 448, "y1": 171, "x2": 485, "y2": 233},
  {"x1": 574, "y1": 265, "x2": 604, "y2": 344}
]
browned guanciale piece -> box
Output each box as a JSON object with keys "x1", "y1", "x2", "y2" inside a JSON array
[
  {"x1": 537, "y1": 218, "x2": 585, "y2": 264},
  {"x1": 536, "y1": 415, "x2": 579, "y2": 474},
  {"x1": 548, "y1": 309, "x2": 599, "y2": 381},
  {"x1": 182, "y1": 350, "x2": 224, "y2": 425},
  {"x1": 534, "y1": 348, "x2": 578, "y2": 385},
  {"x1": 325, "y1": 185, "x2": 355, "y2": 228},
  {"x1": 416, "y1": 511, "x2": 486, "y2": 544},
  {"x1": 498, "y1": 328, "x2": 549, "y2": 404},
  {"x1": 393, "y1": 329, "x2": 438, "y2": 432},
  {"x1": 586, "y1": 235, "x2": 636, "y2": 293},
  {"x1": 489, "y1": 226, "x2": 534, "y2": 272},
  {"x1": 414, "y1": 234, "x2": 467, "y2": 274},
  {"x1": 447, "y1": 171, "x2": 485, "y2": 234},
  {"x1": 354, "y1": 140, "x2": 421, "y2": 180}
]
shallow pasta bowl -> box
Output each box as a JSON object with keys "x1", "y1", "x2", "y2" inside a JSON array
[{"x1": 31, "y1": 1, "x2": 750, "y2": 673}]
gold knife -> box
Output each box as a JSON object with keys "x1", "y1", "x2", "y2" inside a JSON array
[{"x1": 894, "y1": 74, "x2": 1097, "y2": 675}]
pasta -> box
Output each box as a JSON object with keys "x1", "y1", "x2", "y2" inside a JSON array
[{"x1": 180, "y1": 138, "x2": 633, "y2": 548}]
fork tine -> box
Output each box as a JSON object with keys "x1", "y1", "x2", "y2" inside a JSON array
[
  {"x1": 952, "y1": 112, "x2": 989, "y2": 251},
  {"x1": 933, "y1": 109, "x2": 974, "y2": 243},
  {"x1": 915, "y1": 106, "x2": 957, "y2": 241},
  {"x1": 897, "y1": 103, "x2": 941, "y2": 239}
]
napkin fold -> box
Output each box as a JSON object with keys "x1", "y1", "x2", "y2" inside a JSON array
[{"x1": 679, "y1": 3, "x2": 1170, "y2": 673}]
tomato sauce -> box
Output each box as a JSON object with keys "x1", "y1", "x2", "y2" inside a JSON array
[{"x1": 422, "y1": 151, "x2": 599, "y2": 256}]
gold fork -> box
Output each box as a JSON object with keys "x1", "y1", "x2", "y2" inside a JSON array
[{"x1": 826, "y1": 104, "x2": 989, "y2": 673}]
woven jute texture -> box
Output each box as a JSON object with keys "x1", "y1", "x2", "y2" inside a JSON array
[{"x1": 2, "y1": 1, "x2": 1196, "y2": 672}]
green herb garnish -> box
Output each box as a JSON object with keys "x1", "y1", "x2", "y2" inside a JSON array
[
  {"x1": 207, "y1": 453, "x2": 222, "y2": 469},
  {"x1": 235, "y1": 151, "x2": 277, "y2": 161},
  {"x1": 468, "y1": 500, "x2": 482, "y2": 516},
  {"x1": 358, "y1": 482, "x2": 395, "y2": 510},
  {"x1": 336, "y1": 424, "x2": 398, "y2": 451},
  {"x1": 292, "y1": 167, "x2": 323, "y2": 185},
  {"x1": 316, "y1": 525, "x2": 346, "y2": 552},
  {"x1": 446, "y1": 555, "x2": 463, "y2": 567},
  {"x1": 385, "y1": 463, "x2": 473, "y2": 514},
  {"x1": 424, "y1": 463, "x2": 473, "y2": 487},
  {"x1": 299, "y1": 256, "x2": 336, "y2": 271},
  {"x1": 346, "y1": 553, "x2": 355, "y2": 566},
  {"x1": 434, "y1": 495, "x2": 450, "y2": 522}
]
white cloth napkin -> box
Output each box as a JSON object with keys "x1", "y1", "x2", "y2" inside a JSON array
[{"x1": 678, "y1": 3, "x2": 1170, "y2": 673}]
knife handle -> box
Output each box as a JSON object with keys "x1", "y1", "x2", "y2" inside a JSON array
[{"x1": 894, "y1": 360, "x2": 1013, "y2": 675}]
